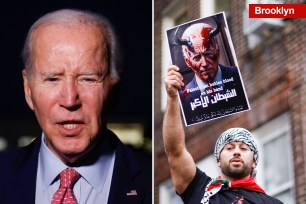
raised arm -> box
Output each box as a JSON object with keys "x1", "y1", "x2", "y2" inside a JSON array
[{"x1": 163, "y1": 65, "x2": 196, "y2": 194}]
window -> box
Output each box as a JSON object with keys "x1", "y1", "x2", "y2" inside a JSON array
[
  {"x1": 160, "y1": 0, "x2": 188, "y2": 111},
  {"x1": 196, "y1": 154, "x2": 220, "y2": 178},
  {"x1": 200, "y1": 0, "x2": 230, "y2": 17},
  {"x1": 159, "y1": 179, "x2": 183, "y2": 204},
  {"x1": 243, "y1": 0, "x2": 284, "y2": 49},
  {"x1": 253, "y1": 113, "x2": 294, "y2": 204}
]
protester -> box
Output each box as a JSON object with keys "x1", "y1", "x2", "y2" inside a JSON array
[{"x1": 162, "y1": 65, "x2": 283, "y2": 203}]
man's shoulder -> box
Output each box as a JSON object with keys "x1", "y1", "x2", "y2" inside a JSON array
[
  {"x1": 0, "y1": 137, "x2": 40, "y2": 170},
  {"x1": 108, "y1": 130, "x2": 152, "y2": 203},
  {"x1": 181, "y1": 75, "x2": 197, "y2": 91},
  {"x1": 115, "y1": 139, "x2": 151, "y2": 169},
  {"x1": 0, "y1": 139, "x2": 34, "y2": 160},
  {"x1": 123, "y1": 144, "x2": 152, "y2": 169},
  {"x1": 219, "y1": 64, "x2": 243, "y2": 86},
  {"x1": 179, "y1": 168, "x2": 211, "y2": 203},
  {"x1": 108, "y1": 129, "x2": 152, "y2": 171},
  {"x1": 236, "y1": 189, "x2": 284, "y2": 204},
  {"x1": 0, "y1": 148, "x2": 17, "y2": 166},
  {"x1": 260, "y1": 193, "x2": 284, "y2": 204},
  {"x1": 179, "y1": 76, "x2": 201, "y2": 101},
  {"x1": 219, "y1": 64, "x2": 239, "y2": 74}
]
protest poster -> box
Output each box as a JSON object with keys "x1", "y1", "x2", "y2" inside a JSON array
[{"x1": 166, "y1": 12, "x2": 250, "y2": 126}]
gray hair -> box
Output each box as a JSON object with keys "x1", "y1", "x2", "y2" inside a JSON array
[{"x1": 21, "y1": 9, "x2": 120, "y2": 82}]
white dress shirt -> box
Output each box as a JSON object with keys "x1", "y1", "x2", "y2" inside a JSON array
[{"x1": 35, "y1": 133, "x2": 116, "y2": 204}]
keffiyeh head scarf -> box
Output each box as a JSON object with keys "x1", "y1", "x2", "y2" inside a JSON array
[
  {"x1": 201, "y1": 128, "x2": 261, "y2": 204},
  {"x1": 214, "y1": 127, "x2": 259, "y2": 165}
]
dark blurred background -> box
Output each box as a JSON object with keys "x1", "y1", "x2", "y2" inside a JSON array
[{"x1": 0, "y1": 0, "x2": 152, "y2": 151}]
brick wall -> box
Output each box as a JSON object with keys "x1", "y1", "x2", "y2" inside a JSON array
[
  {"x1": 285, "y1": 16, "x2": 306, "y2": 203},
  {"x1": 154, "y1": 0, "x2": 175, "y2": 203}
]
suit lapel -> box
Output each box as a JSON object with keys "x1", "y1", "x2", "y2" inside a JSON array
[
  {"x1": 3, "y1": 132, "x2": 150, "y2": 204},
  {"x1": 107, "y1": 132, "x2": 146, "y2": 204}
]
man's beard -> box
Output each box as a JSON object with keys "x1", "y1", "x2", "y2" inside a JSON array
[{"x1": 221, "y1": 160, "x2": 253, "y2": 179}]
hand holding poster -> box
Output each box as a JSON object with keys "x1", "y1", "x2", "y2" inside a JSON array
[{"x1": 166, "y1": 12, "x2": 250, "y2": 126}]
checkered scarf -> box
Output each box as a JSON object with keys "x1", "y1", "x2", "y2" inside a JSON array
[
  {"x1": 214, "y1": 127, "x2": 259, "y2": 165},
  {"x1": 201, "y1": 128, "x2": 260, "y2": 203}
]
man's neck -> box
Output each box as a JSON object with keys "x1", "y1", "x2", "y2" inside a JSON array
[{"x1": 220, "y1": 174, "x2": 252, "y2": 182}]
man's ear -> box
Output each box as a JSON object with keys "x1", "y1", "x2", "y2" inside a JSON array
[
  {"x1": 252, "y1": 160, "x2": 256, "y2": 169},
  {"x1": 22, "y1": 69, "x2": 34, "y2": 110},
  {"x1": 217, "y1": 160, "x2": 221, "y2": 167}
]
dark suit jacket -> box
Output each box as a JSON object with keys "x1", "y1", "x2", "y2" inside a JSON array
[
  {"x1": 179, "y1": 64, "x2": 249, "y2": 125},
  {"x1": 0, "y1": 129, "x2": 152, "y2": 204}
]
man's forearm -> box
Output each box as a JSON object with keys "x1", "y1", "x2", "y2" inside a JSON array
[{"x1": 163, "y1": 95, "x2": 185, "y2": 156}]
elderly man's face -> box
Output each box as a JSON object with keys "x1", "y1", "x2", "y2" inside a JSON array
[
  {"x1": 23, "y1": 25, "x2": 110, "y2": 164},
  {"x1": 182, "y1": 26, "x2": 219, "y2": 83},
  {"x1": 217, "y1": 141, "x2": 256, "y2": 180}
]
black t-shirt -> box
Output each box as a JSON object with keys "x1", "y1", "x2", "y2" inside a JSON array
[{"x1": 179, "y1": 168, "x2": 284, "y2": 204}]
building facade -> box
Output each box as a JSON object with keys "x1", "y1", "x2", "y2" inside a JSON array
[{"x1": 154, "y1": 0, "x2": 306, "y2": 203}]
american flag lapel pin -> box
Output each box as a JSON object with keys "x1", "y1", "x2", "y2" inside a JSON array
[{"x1": 126, "y1": 190, "x2": 138, "y2": 196}]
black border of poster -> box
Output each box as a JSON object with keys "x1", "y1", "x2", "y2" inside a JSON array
[{"x1": 166, "y1": 12, "x2": 251, "y2": 126}]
